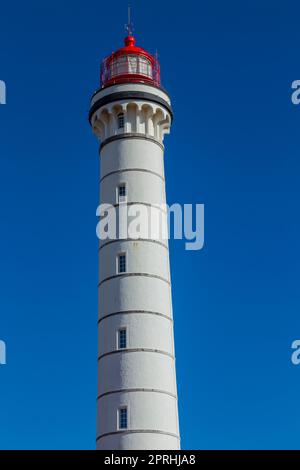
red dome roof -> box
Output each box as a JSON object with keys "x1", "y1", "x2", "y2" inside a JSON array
[
  {"x1": 111, "y1": 35, "x2": 155, "y2": 63},
  {"x1": 100, "y1": 35, "x2": 161, "y2": 88}
]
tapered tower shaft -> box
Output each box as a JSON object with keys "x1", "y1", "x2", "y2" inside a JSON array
[{"x1": 89, "y1": 34, "x2": 180, "y2": 450}]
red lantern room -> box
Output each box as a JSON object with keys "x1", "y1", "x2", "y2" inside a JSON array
[{"x1": 100, "y1": 34, "x2": 161, "y2": 89}]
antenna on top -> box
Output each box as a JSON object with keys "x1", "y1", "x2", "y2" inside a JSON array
[{"x1": 125, "y1": 5, "x2": 134, "y2": 36}]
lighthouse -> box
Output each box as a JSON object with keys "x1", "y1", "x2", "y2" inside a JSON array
[{"x1": 89, "y1": 23, "x2": 180, "y2": 450}]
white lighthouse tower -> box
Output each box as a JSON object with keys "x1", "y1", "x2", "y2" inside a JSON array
[{"x1": 89, "y1": 23, "x2": 180, "y2": 450}]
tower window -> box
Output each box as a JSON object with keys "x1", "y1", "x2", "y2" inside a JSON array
[
  {"x1": 118, "y1": 407, "x2": 128, "y2": 429},
  {"x1": 118, "y1": 328, "x2": 127, "y2": 349},
  {"x1": 118, "y1": 113, "x2": 124, "y2": 129},
  {"x1": 118, "y1": 253, "x2": 126, "y2": 273},
  {"x1": 118, "y1": 184, "x2": 127, "y2": 203}
]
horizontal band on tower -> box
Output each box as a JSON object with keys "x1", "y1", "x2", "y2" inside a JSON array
[
  {"x1": 98, "y1": 310, "x2": 173, "y2": 324},
  {"x1": 89, "y1": 90, "x2": 173, "y2": 124},
  {"x1": 97, "y1": 388, "x2": 177, "y2": 400},
  {"x1": 91, "y1": 81, "x2": 170, "y2": 100},
  {"x1": 100, "y1": 167, "x2": 165, "y2": 183},
  {"x1": 100, "y1": 133, "x2": 165, "y2": 151},
  {"x1": 98, "y1": 273, "x2": 171, "y2": 287},
  {"x1": 98, "y1": 347, "x2": 174, "y2": 361},
  {"x1": 96, "y1": 429, "x2": 180, "y2": 442},
  {"x1": 99, "y1": 238, "x2": 169, "y2": 251},
  {"x1": 105, "y1": 201, "x2": 168, "y2": 213}
]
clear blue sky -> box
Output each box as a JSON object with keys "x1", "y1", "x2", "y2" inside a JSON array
[{"x1": 0, "y1": 0, "x2": 300, "y2": 450}]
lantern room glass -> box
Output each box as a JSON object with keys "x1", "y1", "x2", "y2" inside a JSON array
[{"x1": 109, "y1": 55, "x2": 153, "y2": 80}]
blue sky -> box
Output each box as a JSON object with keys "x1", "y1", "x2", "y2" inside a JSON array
[{"x1": 0, "y1": 0, "x2": 300, "y2": 450}]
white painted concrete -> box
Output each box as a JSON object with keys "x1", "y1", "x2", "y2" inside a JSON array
[
  {"x1": 100, "y1": 170, "x2": 166, "y2": 206},
  {"x1": 99, "y1": 241, "x2": 170, "y2": 283},
  {"x1": 101, "y1": 139, "x2": 165, "y2": 179},
  {"x1": 98, "y1": 313, "x2": 174, "y2": 356},
  {"x1": 97, "y1": 392, "x2": 179, "y2": 449},
  {"x1": 98, "y1": 275, "x2": 173, "y2": 320},
  {"x1": 98, "y1": 432, "x2": 179, "y2": 451},
  {"x1": 98, "y1": 352, "x2": 177, "y2": 396}
]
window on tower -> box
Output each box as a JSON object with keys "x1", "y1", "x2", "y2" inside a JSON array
[
  {"x1": 118, "y1": 253, "x2": 126, "y2": 274},
  {"x1": 118, "y1": 112, "x2": 125, "y2": 129},
  {"x1": 118, "y1": 184, "x2": 127, "y2": 203},
  {"x1": 118, "y1": 407, "x2": 128, "y2": 430},
  {"x1": 118, "y1": 328, "x2": 127, "y2": 349}
]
